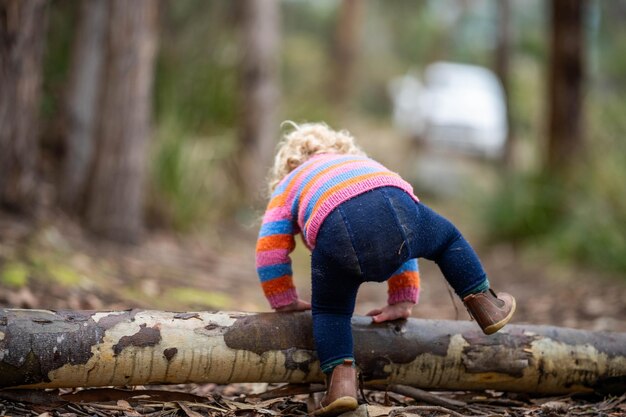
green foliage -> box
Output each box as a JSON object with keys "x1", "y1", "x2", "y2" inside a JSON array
[
  {"x1": 150, "y1": 2, "x2": 242, "y2": 229},
  {"x1": 480, "y1": 1, "x2": 626, "y2": 276},
  {"x1": 550, "y1": 91, "x2": 626, "y2": 274},
  {"x1": 282, "y1": 34, "x2": 337, "y2": 124},
  {"x1": 595, "y1": 2, "x2": 626, "y2": 90},
  {"x1": 513, "y1": 0, "x2": 548, "y2": 62},
  {"x1": 27, "y1": 246, "x2": 83, "y2": 287},
  {"x1": 41, "y1": 1, "x2": 77, "y2": 124},
  {"x1": 371, "y1": 1, "x2": 432, "y2": 65},
  {"x1": 550, "y1": 202, "x2": 626, "y2": 273},
  {"x1": 149, "y1": 117, "x2": 238, "y2": 230},
  {"x1": 155, "y1": 59, "x2": 237, "y2": 134},
  {"x1": 282, "y1": 0, "x2": 336, "y2": 44},
  {"x1": 483, "y1": 90, "x2": 626, "y2": 275},
  {"x1": 483, "y1": 173, "x2": 565, "y2": 243},
  {"x1": 1, "y1": 262, "x2": 29, "y2": 288},
  {"x1": 1, "y1": 254, "x2": 80, "y2": 289},
  {"x1": 155, "y1": 2, "x2": 238, "y2": 134},
  {"x1": 507, "y1": 56, "x2": 544, "y2": 150},
  {"x1": 47, "y1": 264, "x2": 81, "y2": 286},
  {"x1": 484, "y1": 171, "x2": 626, "y2": 275},
  {"x1": 168, "y1": 287, "x2": 232, "y2": 309},
  {"x1": 151, "y1": 119, "x2": 188, "y2": 222}
]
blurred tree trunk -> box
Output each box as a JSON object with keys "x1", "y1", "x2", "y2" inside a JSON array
[
  {"x1": 60, "y1": 0, "x2": 108, "y2": 213},
  {"x1": 236, "y1": 0, "x2": 281, "y2": 203},
  {"x1": 330, "y1": 0, "x2": 365, "y2": 111},
  {"x1": 85, "y1": 0, "x2": 158, "y2": 243},
  {"x1": 494, "y1": 0, "x2": 514, "y2": 166},
  {"x1": 547, "y1": 0, "x2": 585, "y2": 174},
  {"x1": 0, "y1": 0, "x2": 48, "y2": 213}
]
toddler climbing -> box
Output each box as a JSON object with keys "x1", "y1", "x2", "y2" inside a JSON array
[{"x1": 255, "y1": 122, "x2": 515, "y2": 416}]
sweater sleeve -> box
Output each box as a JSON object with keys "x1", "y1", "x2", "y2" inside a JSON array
[
  {"x1": 387, "y1": 259, "x2": 420, "y2": 305},
  {"x1": 256, "y1": 197, "x2": 298, "y2": 309}
]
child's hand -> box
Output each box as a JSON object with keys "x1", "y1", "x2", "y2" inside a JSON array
[
  {"x1": 366, "y1": 301, "x2": 414, "y2": 323},
  {"x1": 275, "y1": 299, "x2": 312, "y2": 313}
]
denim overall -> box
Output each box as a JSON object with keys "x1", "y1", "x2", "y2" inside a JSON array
[{"x1": 311, "y1": 186, "x2": 489, "y2": 372}]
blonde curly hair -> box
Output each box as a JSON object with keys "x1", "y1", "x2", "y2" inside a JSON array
[{"x1": 268, "y1": 122, "x2": 366, "y2": 193}]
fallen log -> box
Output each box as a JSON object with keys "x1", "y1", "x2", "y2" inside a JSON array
[{"x1": 0, "y1": 308, "x2": 624, "y2": 394}]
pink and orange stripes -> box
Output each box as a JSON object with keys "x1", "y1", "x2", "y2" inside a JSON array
[{"x1": 256, "y1": 153, "x2": 421, "y2": 309}]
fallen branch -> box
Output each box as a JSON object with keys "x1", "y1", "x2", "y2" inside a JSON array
[
  {"x1": 389, "y1": 405, "x2": 469, "y2": 417},
  {"x1": 254, "y1": 383, "x2": 325, "y2": 400},
  {"x1": 256, "y1": 382, "x2": 466, "y2": 409},
  {"x1": 1, "y1": 309, "x2": 625, "y2": 394},
  {"x1": 370, "y1": 385, "x2": 466, "y2": 409}
]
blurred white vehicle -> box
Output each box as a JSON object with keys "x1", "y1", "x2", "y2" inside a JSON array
[{"x1": 389, "y1": 62, "x2": 508, "y2": 159}]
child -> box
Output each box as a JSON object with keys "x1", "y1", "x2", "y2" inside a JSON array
[{"x1": 256, "y1": 122, "x2": 515, "y2": 416}]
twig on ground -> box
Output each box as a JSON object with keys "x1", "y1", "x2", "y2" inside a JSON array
[
  {"x1": 467, "y1": 397, "x2": 528, "y2": 407},
  {"x1": 368, "y1": 384, "x2": 467, "y2": 409},
  {"x1": 389, "y1": 405, "x2": 471, "y2": 417},
  {"x1": 253, "y1": 383, "x2": 326, "y2": 400}
]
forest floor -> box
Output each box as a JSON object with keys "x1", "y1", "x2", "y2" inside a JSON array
[{"x1": 1, "y1": 209, "x2": 625, "y2": 417}]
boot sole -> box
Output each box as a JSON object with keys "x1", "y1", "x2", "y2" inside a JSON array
[
  {"x1": 313, "y1": 396, "x2": 358, "y2": 416},
  {"x1": 483, "y1": 297, "x2": 516, "y2": 335}
]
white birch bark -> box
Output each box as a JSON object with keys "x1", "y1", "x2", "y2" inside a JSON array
[{"x1": 1, "y1": 309, "x2": 624, "y2": 394}]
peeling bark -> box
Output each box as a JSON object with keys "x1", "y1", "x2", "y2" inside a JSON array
[{"x1": 0, "y1": 309, "x2": 624, "y2": 394}]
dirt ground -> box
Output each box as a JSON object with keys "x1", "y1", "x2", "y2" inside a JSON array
[
  {"x1": 1, "y1": 212, "x2": 625, "y2": 416},
  {"x1": 2, "y1": 212, "x2": 625, "y2": 331}
]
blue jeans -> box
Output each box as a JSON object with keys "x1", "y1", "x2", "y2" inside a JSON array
[{"x1": 311, "y1": 187, "x2": 489, "y2": 372}]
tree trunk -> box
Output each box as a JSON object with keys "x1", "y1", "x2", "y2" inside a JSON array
[
  {"x1": 1, "y1": 309, "x2": 624, "y2": 394},
  {"x1": 329, "y1": 0, "x2": 365, "y2": 111},
  {"x1": 236, "y1": 0, "x2": 281, "y2": 203},
  {"x1": 547, "y1": 0, "x2": 585, "y2": 173},
  {"x1": 84, "y1": 0, "x2": 158, "y2": 243},
  {"x1": 494, "y1": 0, "x2": 514, "y2": 167},
  {"x1": 59, "y1": 0, "x2": 108, "y2": 213},
  {"x1": 0, "y1": 0, "x2": 48, "y2": 213}
]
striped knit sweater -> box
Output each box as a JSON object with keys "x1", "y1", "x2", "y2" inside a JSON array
[{"x1": 256, "y1": 153, "x2": 421, "y2": 309}]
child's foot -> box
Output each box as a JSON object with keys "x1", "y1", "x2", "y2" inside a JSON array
[
  {"x1": 313, "y1": 359, "x2": 358, "y2": 416},
  {"x1": 463, "y1": 289, "x2": 516, "y2": 335}
]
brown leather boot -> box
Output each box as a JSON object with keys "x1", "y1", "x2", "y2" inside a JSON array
[
  {"x1": 313, "y1": 359, "x2": 358, "y2": 416},
  {"x1": 463, "y1": 289, "x2": 516, "y2": 335}
]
